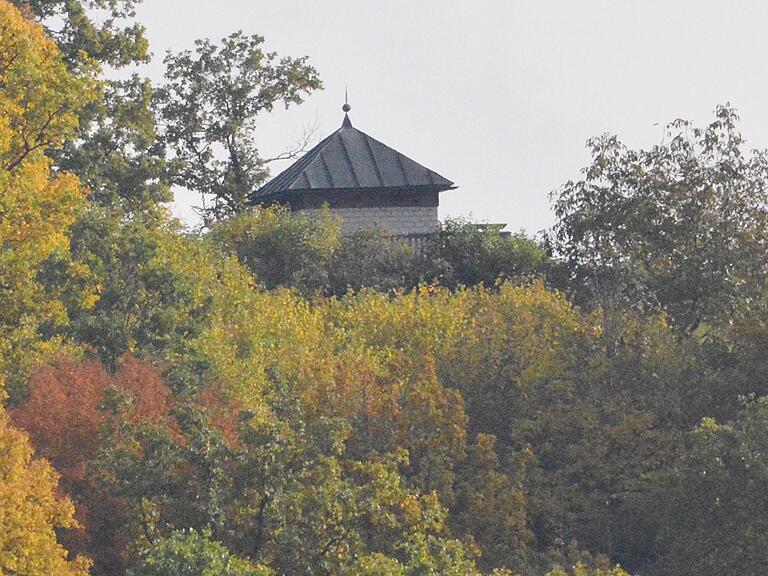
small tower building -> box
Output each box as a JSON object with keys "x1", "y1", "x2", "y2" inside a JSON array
[{"x1": 250, "y1": 104, "x2": 456, "y2": 237}]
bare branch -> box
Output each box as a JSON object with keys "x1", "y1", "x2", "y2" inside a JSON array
[{"x1": 264, "y1": 114, "x2": 320, "y2": 164}]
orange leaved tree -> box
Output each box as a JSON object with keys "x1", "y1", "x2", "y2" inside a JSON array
[{"x1": 11, "y1": 355, "x2": 175, "y2": 574}]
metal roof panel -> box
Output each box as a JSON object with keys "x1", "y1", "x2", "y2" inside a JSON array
[
  {"x1": 364, "y1": 134, "x2": 408, "y2": 187},
  {"x1": 339, "y1": 129, "x2": 381, "y2": 187},
  {"x1": 319, "y1": 137, "x2": 358, "y2": 188}
]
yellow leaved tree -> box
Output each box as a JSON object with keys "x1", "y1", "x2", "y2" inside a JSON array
[
  {"x1": 0, "y1": 404, "x2": 91, "y2": 574},
  {"x1": 0, "y1": 2, "x2": 95, "y2": 573},
  {"x1": 0, "y1": 0, "x2": 96, "y2": 388}
]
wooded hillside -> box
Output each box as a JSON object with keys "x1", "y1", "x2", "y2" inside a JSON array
[{"x1": 2, "y1": 2, "x2": 767, "y2": 575}]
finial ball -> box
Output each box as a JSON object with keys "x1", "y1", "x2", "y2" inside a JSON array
[{"x1": 342, "y1": 103, "x2": 351, "y2": 113}]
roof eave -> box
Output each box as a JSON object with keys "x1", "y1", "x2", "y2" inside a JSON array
[{"x1": 252, "y1": 183, "x2": 456, "y2": 203}]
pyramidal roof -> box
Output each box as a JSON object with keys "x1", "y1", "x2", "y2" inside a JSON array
[{"x1": 251, "y1": 112, "x2": 455, "y2": 201}]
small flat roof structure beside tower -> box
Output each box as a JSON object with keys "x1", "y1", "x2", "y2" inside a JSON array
[{"x1": 250, "y1": 103, "x2": 456, "y2": 237}]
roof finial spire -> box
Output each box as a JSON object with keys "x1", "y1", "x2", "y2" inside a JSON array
[{"x1": 341, "y1": 87, "x2": 352, "y2": 128}]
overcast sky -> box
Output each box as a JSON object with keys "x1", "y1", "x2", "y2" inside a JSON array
[{"x1": 135, "y1": 0, "x2": 768, "y2": 235}]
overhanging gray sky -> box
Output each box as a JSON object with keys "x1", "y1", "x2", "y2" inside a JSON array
[{"x1": 136, "y1": 0, "x2": 768, "y2": 234}]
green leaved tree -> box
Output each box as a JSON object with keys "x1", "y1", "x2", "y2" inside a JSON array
[
  {"x1": 157, "y1": 31, "x2": 322, "y2": 222},
  {"x1": 129, "y1": 529, "x2": 272, "y2": 576},
  {"x1": 550, "y1": 105, "x2": 768, "y2": 333},
  {"x1": 12, "y1": 0, "x2": 172, "y2": 212}
]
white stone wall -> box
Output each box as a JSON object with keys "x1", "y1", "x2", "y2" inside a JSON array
[{"x1": 299, "y1": 206, "x2": 438, "y2": 236}]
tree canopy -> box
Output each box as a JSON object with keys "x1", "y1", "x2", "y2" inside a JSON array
[
  {"x1": 158, "y1": 32, "x2": 322, "y2": 222},
  {"x1": 551, "y1": 105, "x2": 768, "y2": 332},
  {"x1": 0, "y1": 0, "x2": 95, "y2": 393}
]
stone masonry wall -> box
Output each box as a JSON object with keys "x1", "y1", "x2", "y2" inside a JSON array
[{"x1": 299, "y1": 206, "x2": 438, "y2": 236}]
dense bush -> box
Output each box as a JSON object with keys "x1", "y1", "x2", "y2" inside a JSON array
[
  {"x1": 212, "y1": 207, "x2": 548, "y2": 297},
  {"x1": 423, "y1": 218, "x2": 546, "y2": 288}
]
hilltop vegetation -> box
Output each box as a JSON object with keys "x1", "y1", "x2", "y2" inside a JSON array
[{"x1": 3, "y1": 2, "x2": 768, "y2": 575}]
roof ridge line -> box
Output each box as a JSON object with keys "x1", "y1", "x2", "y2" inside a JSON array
[
  {"x1": 318, "y1": 148, "x2": 336, "y2": 188},
  {"x1": 362, "y1": 133, "x2": 385, "y2": 186},
  {"x1": 338, "y1": 131, "x2": 361, "y2": 187}
]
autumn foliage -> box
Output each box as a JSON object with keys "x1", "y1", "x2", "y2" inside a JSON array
[
  {"x1": 13, "y1": 356, "x2": 173, "y2": 478},
  {"x1": 5, "y1": 0, "x2": 768, "y2": 574},
  {"x1": 0, "y1": 404, "x2": 91, "y2": 575},
  {"x1": 10, "y1": 356, "x2": 175, "y2": 570},
  {"x1": 0, "y1": 4, "x2": 97, "y2": 572},
  {"x1": 0, "y1": 0, "x2": 96, "y2": 394}
]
